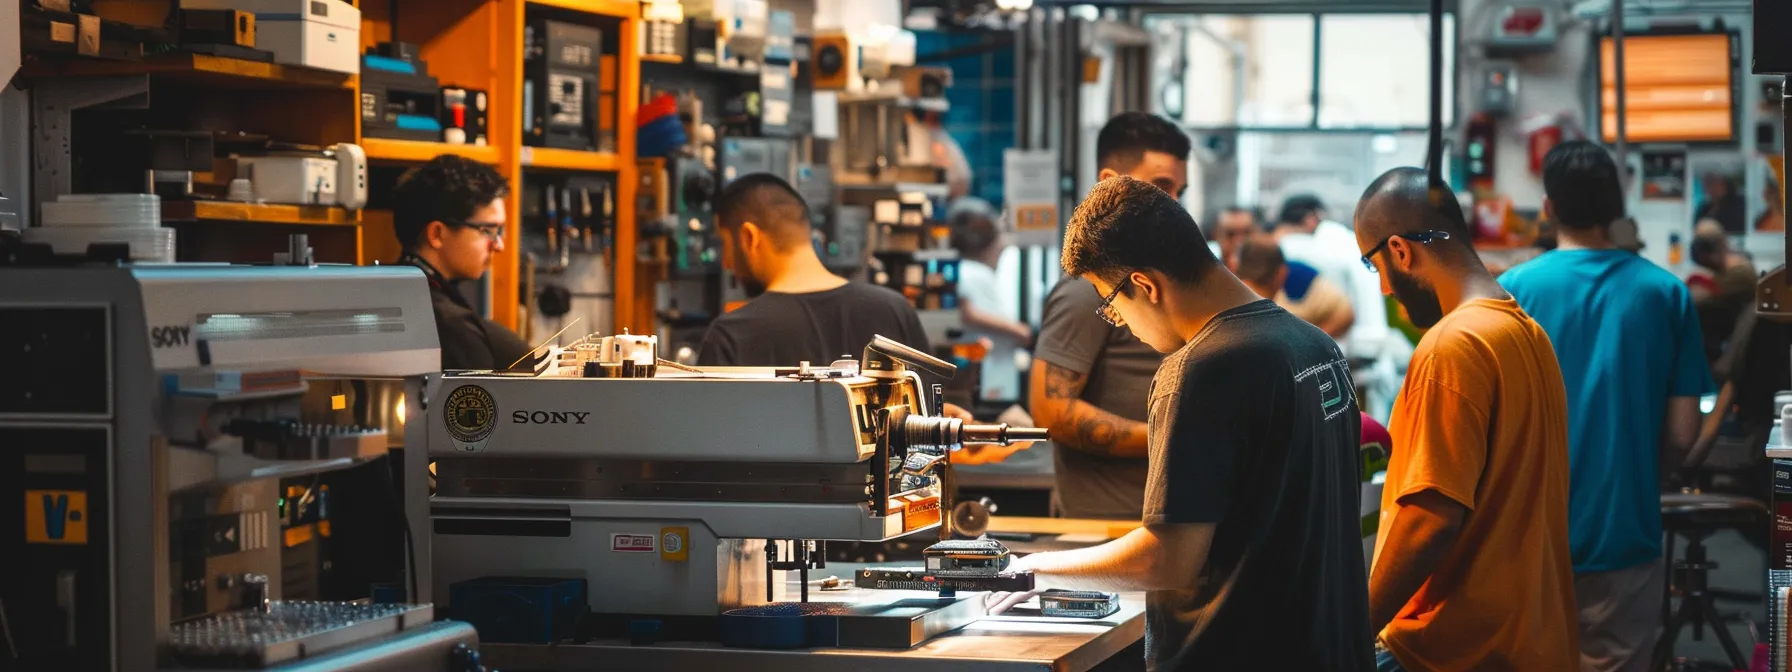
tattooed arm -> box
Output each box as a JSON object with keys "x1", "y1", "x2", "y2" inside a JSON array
[{"x1": 1027, "y1": 360, "x2": 1150, "y2": 458}]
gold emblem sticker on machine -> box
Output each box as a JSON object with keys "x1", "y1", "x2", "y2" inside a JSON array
[
  {"x1": 25, "y1": 489, "x2": 88, "y2": 544},
  {"x1": 443, "y1": 385, "x2": 498, "y2": 452},
  {"x1": 660, "y1": 526, "x2": 688, "y2": 562}
]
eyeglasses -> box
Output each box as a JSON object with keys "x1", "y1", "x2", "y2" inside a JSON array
[
  {"x1": 1095, "y1": 277, "x2": 1132, "y2": 327},
  {"x1": 447, "y1": 220, "x2": 505, "y2": 241},
  {"x1": 1360, "y1": 230, "x2": 1451, "y2": 272}
]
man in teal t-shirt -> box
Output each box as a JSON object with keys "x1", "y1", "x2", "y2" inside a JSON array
[{"x1": 1501, "y1": 141, "x2": 1712, "y2": 672}]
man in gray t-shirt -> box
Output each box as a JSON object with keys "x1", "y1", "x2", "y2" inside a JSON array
[
  {"x1": 1032, "y1": 279, "x2": 1162, "y2": 519},
  {"x1": 1027, "y1": 111, "x2": 1189, "y2": 520}
]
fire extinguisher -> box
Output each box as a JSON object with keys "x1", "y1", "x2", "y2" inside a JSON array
[{"x1": 1530, "y1": 125, "x2": 1563, "y2": 175}]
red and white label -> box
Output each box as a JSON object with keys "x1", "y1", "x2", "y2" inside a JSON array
[{"x1": 611, "y1": 534, "x2": 656, "y2": 552}]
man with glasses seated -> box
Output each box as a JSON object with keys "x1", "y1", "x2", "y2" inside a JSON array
[{"x1": 390, "y1": 155, "x2": 531, "y2": 370}]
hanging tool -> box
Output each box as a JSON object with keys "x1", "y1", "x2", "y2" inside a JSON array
[
  {"x1": 580, "y1": 187, "x2": 595, "y2": 254},
  {"x1": 558, "y1": 184, "x2": 575, "y2": 268},
  {"x1": 600, "y1": 182, "x2": 616, "y2": 257},
  {"x1": 544, "y1": 184, "x2": 560, "y2": 259}
]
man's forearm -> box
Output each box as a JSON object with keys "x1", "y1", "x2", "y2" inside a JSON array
[
  {"x1": 1369, "y1": 503, "x2": 1463, "y2": 633},
  {"x1": 1022, "y1": 527, "x2": 1198, "y2": 592},
  {"x1": 1050, "y1": 400, "x2": 1149, "y2": 458},
  {"x1": 961, "y1": 304, "x2": 1032, "y2": 342}
]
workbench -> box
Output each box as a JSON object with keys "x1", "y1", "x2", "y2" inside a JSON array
[
  {"x1": 482, "y1": 600, "x2": 1144, "y2": 671},
  {"x1": 479, "y1": 565, "x2": 1146, "y2": 672}
]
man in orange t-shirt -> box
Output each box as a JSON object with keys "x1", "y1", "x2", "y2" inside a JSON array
[{"x1": 1354, "y1": 168, "x2": 1577, "y2": 671}]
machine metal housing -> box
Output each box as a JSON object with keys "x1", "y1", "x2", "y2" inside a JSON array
[
  {"x1": 426, "y1": 365, "x2": 943, "y2": 618},
  {"x1": 0, "y1": 264, "x2": 470, "y2": 671}
]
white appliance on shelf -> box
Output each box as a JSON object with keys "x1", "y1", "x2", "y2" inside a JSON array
[{"x1": 181, "y1": 0, "x2": 361, "y2": 74}]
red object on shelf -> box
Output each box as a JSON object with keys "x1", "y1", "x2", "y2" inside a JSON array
[{"x1": 636, "y1": 93, "x2": 678, "y2": 128}]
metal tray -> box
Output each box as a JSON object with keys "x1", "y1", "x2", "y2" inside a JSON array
[{"x1": 166, "y1": 601, "x2": 435, "y2": 668}]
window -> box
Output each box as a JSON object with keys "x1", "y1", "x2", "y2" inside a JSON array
[
  {"x1": 1236, "y1": 131, "x2": 1449, "y2": 221},
  {"x1": 1167, "y1": 15, "x2": 1314, "y2": 127},
  {"x1": 1318, "y1": 14, "x2": 1455, "y2": 129},
  {"x1": 1149, "y1": 11, "x2": 1455, "y2": 131}
]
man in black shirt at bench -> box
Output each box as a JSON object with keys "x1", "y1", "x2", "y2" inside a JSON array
[{"x1": 696, "y1": 173, "x2": 930, "y2": 369}]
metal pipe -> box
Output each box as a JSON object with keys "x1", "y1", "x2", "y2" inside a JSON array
[
  {"x1": 1017, "y1": 10, "x2": 1031, "y2": 150},
  {"x1": 1612, "y1": 0, "x2": 1628, "y2": 187},
  {"x1": 1426, "y1": 0, "x2": 1444, "y2": 186},
  {"x1": 1043, "y1": 7, "x2": 1057, "y2": 157}
]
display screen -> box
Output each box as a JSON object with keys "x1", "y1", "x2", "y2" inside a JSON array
[{"x1": 1599, "y1": 33, "x2": 1735, "y2": 143}]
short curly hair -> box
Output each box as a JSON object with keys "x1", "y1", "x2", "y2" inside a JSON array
[
  {"x1": 1061, "y1": 176, "x2": 1217, "y2": 285},
  {"x1": 390, "y1": 155, "x2": 510, "y2": 250}
]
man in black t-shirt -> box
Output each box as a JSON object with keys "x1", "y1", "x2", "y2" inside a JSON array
[
  {"x1": 391, "y1": 155, "x2": 532, "y2": 370},
  {"x1": 696, "y1": 174, "x2": 929, "y2": 367},
  {"x1": 986, "y1": 177, "x2": 1373, "y2": 671}
]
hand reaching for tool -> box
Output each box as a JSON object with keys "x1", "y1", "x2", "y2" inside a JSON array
[{"x1": 982, "y1": 553, "x2": 1045, "y2": 615}]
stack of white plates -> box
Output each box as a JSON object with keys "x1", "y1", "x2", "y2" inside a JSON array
[{"x1": 24, "y1": 193, "x2": 175, "y2": 262}]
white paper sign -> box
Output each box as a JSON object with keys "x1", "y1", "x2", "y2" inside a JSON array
[{"x1": 1004, "y1": 149, "x2": 1059, "y2": 245}]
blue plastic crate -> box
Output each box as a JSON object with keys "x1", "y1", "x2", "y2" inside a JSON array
[{"x1": 449, "y1": 576, "x2": 587, "y2": 644}]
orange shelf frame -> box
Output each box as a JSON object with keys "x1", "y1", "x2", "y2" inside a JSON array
[
  {"x1": 519, "y1": 147, "x2": 626, "y2": 171},
  {"x1": 162, "y1": 201, "x2": 361, "y2": 227},
  {"x1": 614, "y1": 8, "x2": 641, "y2": 334},
  {"x1": 526, "y1": 0, "x2": 639, "y2": 19},
  {"x1": 23, "y1": 53, "x2": 357, "y2": 90},
  {"x1": 363, "y1": 138, "x2": 502, "y2": 164}
]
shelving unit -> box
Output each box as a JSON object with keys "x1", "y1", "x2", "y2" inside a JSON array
[
  {"x1": 525, "y1": 0, "x2": 639, "y2": 18},
  {"x1": 362, "y1": 138, "x2": 501, "y2": 165},
  {"x1": 357, "y1": 0, "x2": 640, "y2": 330},
  {"x1": 19, "y1": 0, "x2": 643, "y2": 333},
  {"x1": 162, "y1": 201, "x2": 361, "y2": 227},
  {"x1": 22, "y1": 53, "x2": 358, "y2": 90}
]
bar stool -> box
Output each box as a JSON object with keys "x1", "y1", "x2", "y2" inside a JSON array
[{"x1": 1651, "y1": 491, "x2": 1770, "y2": 670}]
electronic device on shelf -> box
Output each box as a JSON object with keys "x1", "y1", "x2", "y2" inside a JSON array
[
  {"x1": 361, "y1": 43, "x2": 443, "y2": 142},
  {"x1": 524, "y1": 20, "x2": 602, "y2": 151},
  {"x1": 180, "y1": 0, "x2": 360, "y2": 74},
  {"x1": 234, "y1": 142, "x2": 366, "y2": 209},
  {"x1": 441, "y1": 86, "x2": 490, "y2": 146}
]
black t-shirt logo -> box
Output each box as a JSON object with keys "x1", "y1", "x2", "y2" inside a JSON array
[{"x1": 1314, "y1": 361, "x2": 1353, "y2": 419}]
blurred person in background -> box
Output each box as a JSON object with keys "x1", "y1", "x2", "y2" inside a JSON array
[
  {"x1": 1232, "y1": 234, "x2": 1355, "y2": 338},
  {"x1": 1689, "y1": 226, "x2": 1757, "y2": 368},
  {"x1": 1757, "y1": 176, "x2": 1784, "y2": 232},
  {"x1": 1212, "y1": 206, "x2": 1261, "y2": 265},
  {"x1": 1694, "y1": 171, "x2": 1747, "y2": 235},
  {"x1": 950, "y1": 198, "x2": 1032, "y2": 404},
  {"x1": 1503, "y1": 142, "x2": 1711, "y2": 671},
  {"x1": 1275, "y1": 193, "x2": 1401, "y2": 421}
]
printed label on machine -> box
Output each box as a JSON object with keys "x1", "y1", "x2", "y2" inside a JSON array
[
  {"x1": 25, "y1": 490, "x2": 88, "y2": 544},
  {"x1": 612, "y1": 534, "x2": 655, "y2": 552},
  {"x1": 1776, "y1": 460, "x2": 1792, "y2": 570}
]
